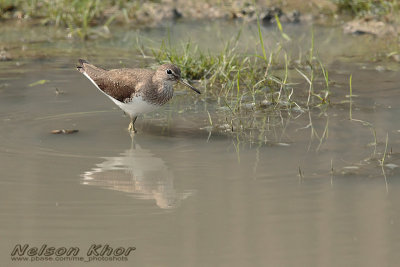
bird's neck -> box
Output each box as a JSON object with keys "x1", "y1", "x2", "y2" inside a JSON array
[
  {"x1": 146, "y1": 77, "x2": 174, "y2": 105},
  {"x1": 161, "y1": 80, "x2": 174, "y2": 93},
  {"x1": 159, "y1": 80, "x2": 174, "y2": 102}
]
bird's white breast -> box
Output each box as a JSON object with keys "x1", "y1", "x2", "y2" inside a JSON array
[{"x1": 117, "y1": 96, "x2": 160, "y2": 117}]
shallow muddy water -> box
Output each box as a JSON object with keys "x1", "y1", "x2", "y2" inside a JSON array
[{"x1": 1, "y1": 20, "x2": 400, "y2": 266}]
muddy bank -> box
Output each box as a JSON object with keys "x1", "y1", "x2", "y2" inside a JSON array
[
  {"x1": 0, "y1": 1, "x2": 322, "y2": 26},
  {"x1": 343, "y1": 17, "x2": 400, "y2": 37},
  {"x1": 1, "y1": 0, "x2": 399, "y2": 40}
]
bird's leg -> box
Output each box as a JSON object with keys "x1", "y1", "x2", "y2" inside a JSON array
[{"x1": 128, "y1": 116, "x2": 138, "y2": 133}]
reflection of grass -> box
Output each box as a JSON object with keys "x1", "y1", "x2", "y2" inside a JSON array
[
  {"x1": 348, "y1": 73, "x2": 378, "y2": 156},
  {"x1": 380, "y1": 133, "x2": 389, "y2": 192},
  {"x1": 345, "y1": 73, "x2": 391, "y2": 191}
]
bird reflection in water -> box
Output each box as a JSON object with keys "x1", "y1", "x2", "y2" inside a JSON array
[{"x1": 81, "y1": 138, "x2": 192, "y2": 209}]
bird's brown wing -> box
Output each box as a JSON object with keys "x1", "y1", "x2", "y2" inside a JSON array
[{"x1": 77, "y1": 59, "x2": 153, "y2": 102}]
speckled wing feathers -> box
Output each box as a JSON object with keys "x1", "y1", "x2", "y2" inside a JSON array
[{"x1": 77, "y1": 59, "x2": 154, "y2": 103}]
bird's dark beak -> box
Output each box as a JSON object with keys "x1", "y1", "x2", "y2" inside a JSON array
[{"x1": 179, "y1": 79, "x2": 201, "y2": 94}]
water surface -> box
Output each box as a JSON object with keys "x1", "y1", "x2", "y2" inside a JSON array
[{"x1": 1, "y1": 20, "x2": 400, "y2": 266}]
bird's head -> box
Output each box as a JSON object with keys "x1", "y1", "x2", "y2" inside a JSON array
[{"x1": 155, "y1": 64, "x2": 201, "y2": 94}]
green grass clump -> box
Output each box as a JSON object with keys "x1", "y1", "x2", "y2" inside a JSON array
[
  {"x1": 152, "y1": 36, "x2": 287, "y2": 107},
  {"x1": 0, "y1": 0, "x2": 143, "y2": 39},
  {"x1": 41, "y1": 0, "x2": 113, "y2": 39},
  {"x1": 150, "y1": 20, "x2": 334, "y2": 138},
  {"x1": 152, "y1": 23, "x2": 331, "y2": 107},
  {"x1": 334, "y1": 0, "x2": 399, "y2": 17},
  {"x1": 153, "y1": 40, "x2": 218, "y2": 81}
]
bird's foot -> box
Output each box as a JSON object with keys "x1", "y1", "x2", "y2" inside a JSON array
[{"x1": 128, "y1": 122, "x2": 137, "y2": 133}]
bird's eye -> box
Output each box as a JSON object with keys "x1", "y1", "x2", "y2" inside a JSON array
[{"x1": 166, "y1": 69, "x2": 172, "y2": 75}]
